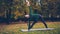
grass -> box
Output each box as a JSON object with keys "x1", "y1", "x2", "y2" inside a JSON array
[{"x1": 0, "y1": 21, "x2": 60, "y2": 34}]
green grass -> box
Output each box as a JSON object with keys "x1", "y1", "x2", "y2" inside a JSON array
[{"x1": 0, "y1": 22, "x2": 60, "y2": 34}]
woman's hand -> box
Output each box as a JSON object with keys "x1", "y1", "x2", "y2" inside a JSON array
[{"x1": 25, "y1": 15, "x2": 30, "y2": 18}]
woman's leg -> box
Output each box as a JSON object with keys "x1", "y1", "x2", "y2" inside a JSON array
[
  {"x1": 28, "y1": 16, "x2": 37, "y2": 30},
  {"x1": 39, "y1": 15, "x2": 48, "y2": 28}
]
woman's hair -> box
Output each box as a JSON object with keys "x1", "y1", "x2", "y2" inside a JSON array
[{"x1": 24, "y1": 11, "x2": 27, "y2": 15}]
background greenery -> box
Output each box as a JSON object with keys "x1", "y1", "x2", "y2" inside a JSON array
[{"x1": 0, "y1": 0, "x2": 60, "y2": 20}]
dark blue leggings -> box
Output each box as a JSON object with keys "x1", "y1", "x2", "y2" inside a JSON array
[{"x1": 28, "y1": 14, "x2": 48, "y2": 30}]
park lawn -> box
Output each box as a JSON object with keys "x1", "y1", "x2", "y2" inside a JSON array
[{"x1": 0, "y1": 22, "x2": 60, "y2": 34}]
